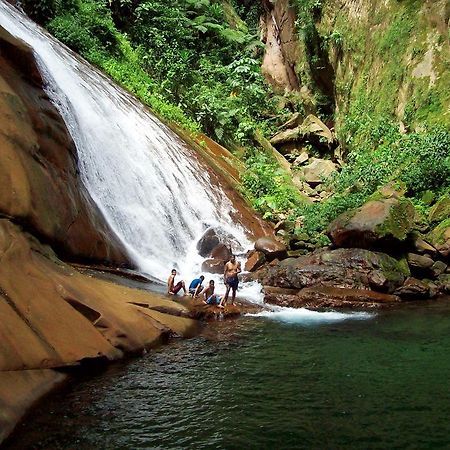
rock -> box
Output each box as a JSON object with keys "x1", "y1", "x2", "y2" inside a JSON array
[
  {"x1": 299, "y1": 158, "x2": 337, "y2": 185},
  {"x1": 431, "y1": 260, "x2": 447, "y2": 277},
  {"x1": 428, "y1": 195, "x2": 450, "y2": 224},
  {"x1": 294, "y1": 151, "x2": 309, "y2": 165},
  {"x1": 255, "y1": 236, "x2": 288, "y2": 261},
  {"x1": 394, "y1": 277, "x2": 431, "y2": 299},
  {"x1": 196, "y1": 228, "x2": 239, "y2": 258},
  {"x1": 245, "y1": 251, "x2": 266, "y2": 272},
  {"x1": 412, "y1": 234, "x2": 437, "y2": 255},
  {"x1": 427, "y1": 219, "x2": 450, "y2": 258},
  {"x1": 270, "y1": 126, "x2": 301, "y2": 145},
  {"x1": 407, "y1": 252, "x2": 434, "y2": 270},
  {"x1": 270, "y1": 115, "x2": 334, "y2": 149},
  {"x1": 279, "y1": 112, "x2": 303, "y2": 130},
  {"x1": 328, "y1": 197, "x2": 416, "y2": 249},
  {"x1": 210, "y1": 244, "x2": 232, "y2": 261},
  {"x1": 201, "y1": 258, "x2": 226, "y2": 274},
  {"x1": 378, "y1": 182, "x2": 407, "y2": 199},
  {"x1": 298, "y1": 114, "x2": 334, "y2": 146},
  {"x1": 264, "y1": 285, "x2": 401, "y2": 309},
  {"x1": 437, "y1": 274, "x2": 450, "y2": 293},
  {"x1": 260, "y1": 248, "x2": 408, "y2": 293},
  {"x1": 0, "y1": 219, "x2": 197, "y2": 374},
  {"x1": 0, "y1": 370, "x2": 67, "y2": 444}
]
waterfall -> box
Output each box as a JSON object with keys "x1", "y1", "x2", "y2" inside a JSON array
[{"x1": 0, "y1": 1, "x2": 251, "y2": 284}]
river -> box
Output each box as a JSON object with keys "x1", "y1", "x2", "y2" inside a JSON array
[{"x1": 6, "y1": 299, "x2": 450, "y2": 449}]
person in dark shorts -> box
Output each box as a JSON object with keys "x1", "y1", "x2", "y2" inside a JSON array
[
  {"x1": 167, "y1": 269, "x2": 187, "y2": 295},
  {"x1": 189, "y1": 275, "x2": 205, "y2": 297},
  {"x1": 223, "y1": 255, "x2": 241, "y2": 305}
]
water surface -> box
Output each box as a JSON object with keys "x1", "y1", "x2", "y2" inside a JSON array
[{"x1": 7, "y1": 301, "x2": 450, "y2": 449}]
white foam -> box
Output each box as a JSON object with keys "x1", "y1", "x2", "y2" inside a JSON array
[{"x1": 248, "y1": 306, "x2": 374, "y2": 325}]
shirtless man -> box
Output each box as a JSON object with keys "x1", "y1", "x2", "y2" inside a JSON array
[
  {"x1": 167, "y1": 269, "x2": 187, "y2": 295},
  {"x1": 199, "y1": 280, "x2": 224, "y2": 308},
  {"x1": 222, "y1": 255, "x2": 241, "y2": 306}
]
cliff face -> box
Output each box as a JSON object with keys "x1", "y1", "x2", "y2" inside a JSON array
[
  {"x1": 0, "y1": 27, "x2": 129, "y2": 265},
  {"x1": 260, "y1": 0, "x2": 449, "y2": 133}
]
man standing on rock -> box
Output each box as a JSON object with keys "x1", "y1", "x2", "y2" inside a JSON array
[{"x1": 222, "y1": 255, "x2": 241, "y2": 306}]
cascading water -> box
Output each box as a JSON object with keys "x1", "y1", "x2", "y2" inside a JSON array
[{"x1": 0, "y1": 0, "x2": 251, "y2": 284}]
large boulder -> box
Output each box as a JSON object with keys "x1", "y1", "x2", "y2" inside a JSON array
[
  {"x1": 254, "y1": 236, "x2": 288, "y2": 261},
  {"x1": 299, "y1": 157, "x2": 337, "y2": 185},
  {"x1": 245, "y1": 250, "x2": 266, "y2": 272},
  {"x1": 201, "y1": 258, "x2": 226, "y2": 274},
  {"x1": 394, "y1": 277, "x2": 432, "y2": 299},
  {"x1": 196, "y1": 228, "x2": 240, "y2": 258},
  {"x1": 260, "y1": 248, "x2": 408, "y2": 293},
  {"x1": 328, "y1": 197, "x2": 416, "y2": 249},
  {"x1": 427, "y1": 219, "x2": 450, "y2": 258}
]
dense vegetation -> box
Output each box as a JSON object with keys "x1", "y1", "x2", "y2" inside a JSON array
[{"x1": 22, "y1": 0, "x2": 450, "y2": 246}]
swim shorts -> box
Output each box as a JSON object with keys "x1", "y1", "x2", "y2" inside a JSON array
[
  {"x1": 171, "y1": 281, "x2": 183, "y2": 294},
  {"x1": 207, "y1": 294, "x2": 221, "y2": 305},
  {"x1": 225, "y1": 276, "x2": 239, "y2": 290}
]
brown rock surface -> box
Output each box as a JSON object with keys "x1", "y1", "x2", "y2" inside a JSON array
[
  {"x1": 0, "y1": 219, "x2": 198, "y2": 443},
  {"x1": 0, "y1": 219, "x2": 197, "y2": 372},
  {"x1": 0, "y1": 369, "x2": 67, "y2": 443},
  {"x1": 264, "y1": 285, "x2": 401, "y2": 309},
  {"x1": 0, "y1": 27, "x2": 128, "y2": 266},
  {"x1": 245, "y1": 250, "x2": 266, "y2": 272},
  {"x1": 394, "y1": 277, "x2": 431, "y2": 299},
  {"x1": 201, "y1": 258, "x2": 226, "y2": 274},
  {"x1": 255, "y1": 236, "x2": 288, "y2": 261}
]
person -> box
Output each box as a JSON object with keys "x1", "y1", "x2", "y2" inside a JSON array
[
  {"x1": 206, "y1": 293, "x2": 224, "y2": 308},
  {"x1": 167, "y1": 269, "x2": 187, "y2": 295},
  {"x1": 223, "y1": 255, "x2": 241, "y2": 305},
  {"x1": 200, "y1": 279, "x2": 215, "y2": 302},
  {"x1": 199, "y1": 280, "x2": 223, "y2": 308},
  {"x1": 189, "y1": 275, "x2": 205, "y2": 297}
]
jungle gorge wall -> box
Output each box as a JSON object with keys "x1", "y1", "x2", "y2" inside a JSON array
[{"x1": 260, "y1": 0, "x2": 449, "y2": 135}]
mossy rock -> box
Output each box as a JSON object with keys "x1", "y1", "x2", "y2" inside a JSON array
[
  {"x1": 328, "y1": 197, "x2": 415, "y2": 248},
  {"x1": 428, "y1": 195, "x2": 450, "y2": 224},
  {"x1": 374, "y1": 198, "x2": 416, "y2": 240},
  {"x1": 426, "y1": 218, "x2": 450, "y2": 258}
]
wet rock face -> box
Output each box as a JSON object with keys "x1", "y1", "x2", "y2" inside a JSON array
[
  {"x1": 0, "y1": 219, "x2": 197, "y2": 372},
  {"x1": 0, "y1": 27, "x2": 129, "y2": 266},
  {"x1": 328, "y1": 197, "x2": 416, "y2": 249},
  {"x1": 196, "y1": 228, "x2": 239, "y2": 258},
  {"x1": 0, "y1": 219, "x2": 197, "y2": 443}
]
